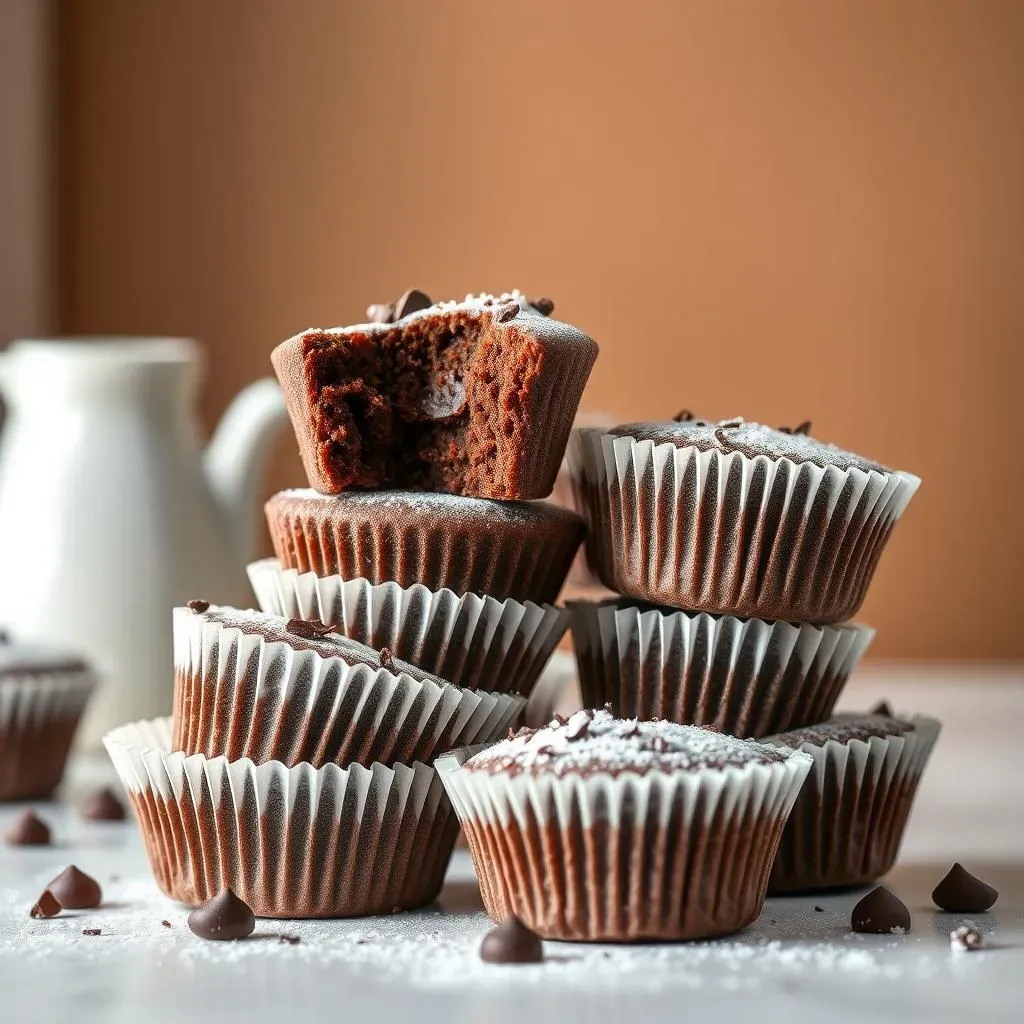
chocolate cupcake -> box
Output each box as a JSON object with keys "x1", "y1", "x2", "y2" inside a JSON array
[
  {"x1": 105, "y1": 718, "x2": 459, "y2": 917},
  {"x1": 271, "y1": 291, "x2": 599, "y2": 499},
  {"x1": 571, "y1": 599, "x2": 874, "y2": 737},
  {"x1": 762, "y1": 711, "x2": 941, "y2": 893},
  {"x1": 248, "y1": 559, "x2": 570, "y2": 699},
  {"x1": 568, "y1": 417, "x2": 920, "y2": 623},
  {"x1": 0, "y1": 635, "x2": 97, "y2": 801},
  {"x1": 172, "y1": 604, "x2": 525, "y2": 768},
  {"x1": 438, "y1": 708, "x2": 812, "y2": 941},
  {"x1": 265, "y1": 490, "x2": 584, "y2": 606}
]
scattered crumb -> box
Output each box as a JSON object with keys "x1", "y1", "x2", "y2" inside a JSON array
[
  {"x1": 814, "y1": 907, "x2": 824, "y2": 913},
  {"x1": 83, "y1": 929, "x2": 101, "y2": 937},
  {"x1": 161, "y1": 920, "x2": 171, "y2": 928},
  {"x1": 278, "y1": 935, "x2": 301, "y2": 945},
  {"x1": 950, "y1": 924, "x2": 983, "y2": 953},
  {"x1": 890, "y1": 926, "x2": 907, "y2": 936}
]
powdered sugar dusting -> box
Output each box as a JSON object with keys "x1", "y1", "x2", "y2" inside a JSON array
[
  {"x1": 765, "y1": 714, "x2": 911, "y2": 750},
  {"x1": 465, "y1": 708, "x2": 786, "y2": 777}
]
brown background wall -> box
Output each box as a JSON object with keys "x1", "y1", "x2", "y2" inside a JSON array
[{"x1": 57, "y1": 0, "x2": 1024, "y2": 659}]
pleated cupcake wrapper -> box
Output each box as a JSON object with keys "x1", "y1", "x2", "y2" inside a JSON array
[
  {"x1": 437, "y1": 745, "x2": 813, "y2": 942},
  {"x1": 567, "y1": 428, "x2": 921, "y2": 623},
  {"x1": 247, "y1": 558, "x2": 570, "y2": 700},
  {"x1": 264, "y1": 500, "x2": 581, "y2": 607},
  {"x1": 0, "y1": 669, "x2": 97, "y2": 801},
  {"x1": 172, "y1": 608, "x2": 525, "y2": 769},
  {"x1": 104, "y1": 717, "x2": 460, "y2": 918},
  {"x1": 762, "y1": 713, "x2": 941, "y2": 893},
  {"x1": 571, "y1": 600, "x2": 874, "y2": 738}
]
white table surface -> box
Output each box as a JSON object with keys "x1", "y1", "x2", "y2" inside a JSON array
[{"x1": 1, "y1": 662, "x2": 1022, "y2": 1024}]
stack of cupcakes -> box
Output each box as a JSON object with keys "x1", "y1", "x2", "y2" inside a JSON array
[
  {"x1": 564, "y1": 413, "x2": 940, "y2": 895},
  {"x1": 105, "y1": 288, "x2": 600, "y2": 918}
]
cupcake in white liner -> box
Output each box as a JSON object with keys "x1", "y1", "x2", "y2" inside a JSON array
[
  {"x1": 571, "y1": 598, "x2": 874, "y2": 737},
  {"x1": 247, "y1": 559, "x2": 570, "y2": 700},
  {"x1": 761, "y1": 711, "x2": 941, "y2": 893},
  {"x1": 104, "y1": 718, "x2": 459, "y2": 917},
  {"x1": 437, "y1": 708, "x2": 813, "y2": 942},
  {"x1": 567, "y1": 418, "x2": 921, "y2": 623},
  {"x1": 172, "y1": 603, "x2": 525, "y2": 769},
  {"x1": 0, "y1": 636, "x2": 97, "y2": 800}
]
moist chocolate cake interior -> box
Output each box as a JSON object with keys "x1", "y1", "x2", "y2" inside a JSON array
[{"x1": 305, "y1": 306, "x2": 537, "y2": 494}]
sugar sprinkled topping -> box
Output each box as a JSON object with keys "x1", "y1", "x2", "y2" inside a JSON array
[
  {"x1": 765, "y1": 714, "x2": 912, "y2": 750},
  {"x1": 465, "y1": 708, "x2": 786, "y2": 777}
]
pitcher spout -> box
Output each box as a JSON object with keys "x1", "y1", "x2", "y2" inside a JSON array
[{"x1": 204, "y1": 378, "x2": 288, "y2": 564}]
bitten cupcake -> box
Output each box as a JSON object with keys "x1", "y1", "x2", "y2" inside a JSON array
[
  {"x1": 172, "y1": 602, "x2": 525, "y2": 768},
  {"x1": 271, "y1": 290, "x2": 599, "y2": 499},
  {"x1": 762, "y1": 711, "x2": 941, "y2": 893},
  {"x1": 0, "y1": 633, "x2": 97, "y2": 800},
  {"x1": 264, "y1": 489, "x2": 584, "y2": 605},
  {"x1": 571, "y1": 598, "x2": 874, "y2": 737},
  {"x1": 568, "y1": 415, "x2": 920, "y2": 623},
  {"x1": 438, "y1": 707, "x2": 812, "y2": 941}
]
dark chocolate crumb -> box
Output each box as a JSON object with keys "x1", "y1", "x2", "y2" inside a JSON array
[
  {"x1": 530, "y1": 297, "x2": 555, "y2": 316},
  {"x1": 379, "y1": 647, "x2": 396, "y2": 671},
  {"x1": 278, "y1": 934, "x2": 301, "y2": 945},
  {"x1": 186, "y1": 599, "x2": 210, "y2": 614},
  {"x1": 82, "y1": 928, "x2": 101, "y2": 937},
  {"x1": 494, "y1": 301, "x2": 519, "y2": 324},
  {"x1": 814, "y1": 906, "x2": 824, "y2": 912},
  {"x1": 161, "y1": 920, "x2": 172, "y2": 928},
  {"x1": 285, "y1": 618, "x2": 335, "y2": 641}
]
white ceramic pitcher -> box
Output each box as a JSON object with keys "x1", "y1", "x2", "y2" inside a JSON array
[{"x1": 0, "y1": 338, "x2": 288, "y2": 746}]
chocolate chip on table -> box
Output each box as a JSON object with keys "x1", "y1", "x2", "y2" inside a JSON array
[
  {"x1": 4, "y1": 809, "x2": 52, "y2": 846},
  {"x1": 393, "y1": 288, "x2": 433, "y2": 320},
  {"x1": 80, "y1": 786, "x2": 126, "y2": 822},
  {"x1": 48, "y1": 866, "x2": 102, "y2": 909},
  {"x1": 950, "y1": 924, "x2": 983, "y2": 952},
  {"x1": 186, "y1": 599, "x2": 210, "y2": 614},
  {"x1": 30, "y1": 891, "x2": 61, "y2": 919},
  {"x1": 851, "y1": 886, "x2": 912, "y2": 934},
  {"x1": 187, "y1": 888, "x2": 256, "y2": 941},
  {"x1": 932, "y1": 863, "x2": 999, "y2": 913},
  {"x1": 479, "y1": 915, "x2": 544, "y2": 964}
]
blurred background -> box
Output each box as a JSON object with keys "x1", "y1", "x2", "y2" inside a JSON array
[{"x1": 3, "y1": 0, "x2": 1022, "y2": 659}]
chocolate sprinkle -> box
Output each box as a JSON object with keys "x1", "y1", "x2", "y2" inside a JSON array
[
  {"x1": 48, "y1": 866, "x2": 102, "y2": 909},
  {"x1": 494, "y1": 301, "x2": 519, "y2": 324},
  {"x1": 851, "y1": 886, "x2": 911, "y2": 934},
  {"x1": 30, "y1": 891, "x2": 61, "y2": 919},
  {"x1": 530, "y1": 297, "x2": 555, "y2": 316},
  {"x1": 186, "y1": 599, "x2": 211, "y2": 614},
  {"x1": 4, "y1": 809, "x2": 52, "y2": 846},
  {"x1": 285, "y1": 618, "x2": 335, "y2": 641},
  {"x1": 80, "y1": 786, "x2": 126, "y2": 822},
  {"x1": 479, "y1": 915, "x2": 544, "y2": 964},
  {"x1": 394, "y1": 288, "x2": 433, "y2": 320},
  {"x1": 187, "y1": 888, "x2": 256, "y2": 941},
  {"x1": 932, "y1": 863, "x2": 998, "y2": 913},
  {"x1": 82, "y1": 928, "x2": 101, "y2": 937}
]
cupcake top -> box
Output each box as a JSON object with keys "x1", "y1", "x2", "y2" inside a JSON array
[
  {"x1": 463, "y1": 708, "x2": 788, "y2": 778},
  {"x1": 764, "y1": 713, "x2": 913, "y2": 749},
  {"x1": 606, "y1": 415, "x2": 889, "y2": 474},
  {"x1": 0, "y1": 630, "x2": 89, "y2": 677},
  {"x1": 178, "y1": 602, "x2": 439, "y2": 683}
]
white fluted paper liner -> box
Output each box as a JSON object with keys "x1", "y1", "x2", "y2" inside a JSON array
[
  {"x1": 247, "y1": 558, "x2": 570, "y2": 699},
  {"x1": 762, "y1": 713, "x2": 941, "y2": 892},
  {"x1": 571, "y1": 600, "x2": 874, "y2": 737},
  {"x1": 0, "y1": 669, "x2": 97, "y2": 800},
  {"x1": 172, "y1": 607, "x2": 525, "y2": 768},
  {"x1": 437, "y1": 744, "x2": 813, "y2": 941},
  {"x1": 567, "y1": 428, "x2": 921, "y2": 623},
  {"x1": 104, "y1": 717, "x2": 460, "y2": 917}
]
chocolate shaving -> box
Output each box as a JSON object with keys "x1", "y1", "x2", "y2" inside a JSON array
[
  {"x1": 285, "y1": 618, "x2": 335, "y2": 640},
  {"x1": 530, "y1": 297, "x2": 555, "y2": 316},
  {"x1": 186, "y1": 599, "x2": 210, "y2": 614}
]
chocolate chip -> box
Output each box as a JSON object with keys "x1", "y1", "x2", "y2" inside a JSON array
[
  {"x1": 379, "y1": 647, "x2": 396, "y2": 671},
  {"x1": 393, "y1": 288, "x2": 432, "y2": 320},
  {"x1": 186, "y1": 599, "x2": 210, "y2": 614},
  {"x1": 530, "y1": 297, "x2": 555, "y2": 316},
  {"x1": 82, "y1": 928, "x2": 101, "y2": 937},
  {"x1": 479, "y1": 915, "x2": 543, "y2": 964},
  {"x1": 278, "y1": 934, "x2": 301, "y2": 945},
  {"x1": 4, "y1": 809, "x2": 52, "y2": 846},
  {"x1": 950, "y1": 924, "x2": 983, "y2": 952},
  {"x1": 187, "y1": 888, "x2": 256, "y2": 941},
  {"x1": 366, "y1": 302, "x2": 396, "y2": 324},
  {"x1": 494, "y1": 301, "x2": 519, "y2": 324},
  {"x1": 81, "y1": 786, "x2": 126, "y2": 822},
  {"x1": 285, "y1": 618, "x2": 335, "y2": 641},
  {"x1": 932, "y1": 863, "x2": 998, "y2": 913},
  {"x1": 851, "y1": 886, "x2": 911, "y2": 934},
  {"x1": 30, "y1": 891, "x2": 61, "y2": 919},
  {"x1": 869, "y1": 699, "x2": 894, "y2": 717},
  {"x1": 48, "y1": 866, "x2": 102, "y2": 909}
]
